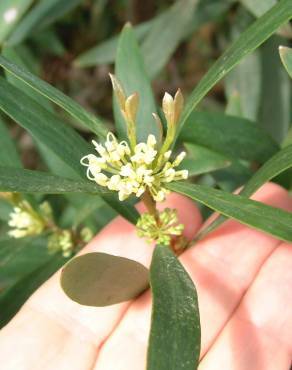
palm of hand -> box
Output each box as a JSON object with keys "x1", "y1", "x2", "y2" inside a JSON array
[{"x1": 1, "y1": 183, "x2": 292, "y2": 370}]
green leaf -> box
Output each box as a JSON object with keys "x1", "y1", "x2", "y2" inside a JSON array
[
  {"x1": 240, "y1": 0, "x2": 292, "y2": 38},
  {"x1": 240, "y1": 0, "x2": 277, "y2": 17},
  {"x1": 258, "y1": 36, "x2": 291, "y2": 143},
  {"x1": 147, "y1": 244, "x2": 200, "y2": 370},
  {"x1": 0, "y1": 236, "x2": 65, "y2": 327},
  {"x1": 279, "y1": 45, "x2": 292, "y2": 78},
  {"x1": 168, "y1": 181, "x2": 292, "y2": 242},
  {"x1": 74, "y1": 20, "x2": 153, "y2": 68},
  {"x1": 0, "y1": 56, "x2": 107, "y2": 139},
  {"x1": 181, "y1": 143, "x2": 231, "y2": 176},
  {"x1": 71, "y1": 195, "x2": 106, "y2": 228},
  {"x1": 196, "y1": 144, "x2": 292, "y2": 238},
  {"x1": 224, "y1": 10, "x2": 262, "y2": 121},
  {"x1": 178, "y1": 111, "x2": 278, "y2": 163},
  {"x1": 0, "y1": 77, "x2": 90, "y2": 176},
  {"x1": 225, "y1": 90, "x2": 244, "y2": 117},
  {"x1": 32, "y1": 28, "x2": 65, "y2": 57},
  {"x1": 211, "y1": 161, "x2": 252, "y2": 192},
  {"x1": 114, "y1": 24, "x2": 159, "y2": 142},
  {"x1": 2, "y1": 46, "x2": 53, "y2": 111},
  {"x1": 101, "y1": 194, "x2": 139, "y2": 225},
  {"x1": 1, "y1": 47, "x2": 82, "y2": 180},
  {"x1": 0, "y1": 199, "x2": 13, "y2": 221},
  {"x1": 0, "y1": 0, "x2": 34, "y2": 44},
  {"x1": 74, "y1": 0, "x2": 233, "y2": 70},
  {"x1": 7, "y1": 0, "x2": 83, "y2": 46},
  {"x1": 0, "y1": 116, "x2": 22, "y2": 168},
  {"x1": 178, "y1": 0, "x2": 292, "y2": 137},
  {"x1": 61, "y1": 253, "x2": 149, "y2": 307},
  {"x1": 241, "y1": 144, "x2": 292, "y2": 197},
  {"x1": 0, "y1": 167, "x2": 111, "y2": 194},
  {"x1": 141, "y1": 0, "x2": 198, "y2": 78}
]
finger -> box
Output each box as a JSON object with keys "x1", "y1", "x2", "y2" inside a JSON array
[
  {"x1": 0, "y1": 194, "x2": 202, "y2": 370},
  {"x1": 94, "y1": 183, "x2": 292, "y2": 370},
  {"x1": 199, "y1": 242, "x2": 292, "y2": 370},
  {"x1": 182, "y1": 182, "x2": 292, "y2": 354}
]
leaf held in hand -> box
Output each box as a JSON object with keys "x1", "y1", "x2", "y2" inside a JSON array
[{"x1": 61, "y1": 252, "x2": 149, "y2": 307}]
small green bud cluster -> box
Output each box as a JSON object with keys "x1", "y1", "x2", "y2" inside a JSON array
[
  {"x1": 48, "y1": 229, "x2": 74, "y2": 258},
  {"x1": 136, "y1": 208, "x2": 184, "y2": 246}
]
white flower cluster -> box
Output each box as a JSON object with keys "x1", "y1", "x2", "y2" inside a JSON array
[
  {"x1": 8, "y1": 201, "x2": 44, "y2": 238},
  {"x1": 81, "y1": 132, "x2": 188, "y2": 202}
]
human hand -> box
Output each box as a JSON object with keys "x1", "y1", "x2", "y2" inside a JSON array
[{"x1": 0, "y1": 182, "x2": 292, "y2": 370}]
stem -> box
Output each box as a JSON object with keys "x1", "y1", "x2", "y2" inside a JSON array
[{"x1": 142, "y1": 189, "x2": 159, "y2": 221}]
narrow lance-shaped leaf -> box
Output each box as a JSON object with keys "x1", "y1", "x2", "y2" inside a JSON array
[
  {"x1": 197, "y1": 144, "x2": 292, "y2": 237},
  {"x1": 177, "y1": 0, "x2": 292, "y2": 138},
  {"x1": 240, "y1": 0, "x2": 292, "y2": 37},
  {"x1": 61, "y1": 253, "x2": 149, "y2": 307},
  {"x1": 147, "y1": 244, "x2": 200, "y2": 370},
  {"x1": 74, "y1": 0, "x2": 234, "y2": 70},
  {"x1": 240, "y1": 144, "x2": 292, "y2": 197},
  {"x1": 114, "y1": 24, "x2": 159, "y2": 142},
  {"x1": 180, "y1": 143, "x2": 231, "y2": 176},
  {"x1": 178, "y1": 111, "x2": 278, "y2": 163},
  {"x1": 141, "y1": 0, "x2": 198, "y2": 78},
  {"x1": 224, "y1": 10, "x2": 262, "y2": 121},
  {"x1": 0, "y1": 167, "x2": 111, "y2": 194},
  {"x1": 0, "y1": 117, "x2": 22, "y2": 168},
  {"x1": 167, "y1": 182, "x2": 292, "y2": 243},
  {"x1": 2, "y1": 46, "x2": 54, "y2": 111},
  {"x1": 0, "y1": 76, "x2": 90, "y2": 176},
  {"x1": 0, "y1": 56, "x2": 107, "y2": 139}
]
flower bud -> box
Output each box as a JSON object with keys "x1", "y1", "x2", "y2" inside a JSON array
[
  {"x1": 125, "y1": 92, "x2": 139, "y2": 124},
  {"x1": 162, "y1": 92, "x2": 175, "y2": 126},
  {"x1": 109, "y1": 73, "x2": 126, "y2": 110},
  {"x1": 174, "y1": 88, "x2": 184, "y2": 124}
]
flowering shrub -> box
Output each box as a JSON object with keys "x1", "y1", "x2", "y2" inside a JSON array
[{"x1": 0, "y1": 1, "x2": 292, "y2": 369}]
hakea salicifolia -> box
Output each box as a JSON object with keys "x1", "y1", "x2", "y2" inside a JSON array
[
  {"x1": 2, "y1": 193, "x2": 93, "y2": 257},
  {"x1": 81, "y1": 75, "x2": 189, "y2": 246}
]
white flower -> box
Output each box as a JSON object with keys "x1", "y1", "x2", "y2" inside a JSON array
[
  {"x1": 81, "y1": 132, "x2": 188, "y2": 202},
  {"x1": 8, "y1": 201, "x2": 45, "y2": 238}
]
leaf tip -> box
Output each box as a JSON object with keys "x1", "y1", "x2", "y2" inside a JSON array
[{"x1": 124, "y1": 22, "x2": 133, "y2": 30}]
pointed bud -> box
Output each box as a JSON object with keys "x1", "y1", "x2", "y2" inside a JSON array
[
  {"x1": 0, "y1": 192, "x2": 13, "y2": 201},
  {"x1": 109, "y1": 73, "x2": 126, "y2": 110},
  {"x1": 152, "y1": 113, "x2": 163, "y2": 143},
  {"x1": 125, "y1": 92, "x2": 139, "y2": 123},
  {"x1": 162, "y1": 92, "x2": 175, "y2": 126},
  {"x1": 174, "y1": 89, "x2": 184, "y2": 124}
]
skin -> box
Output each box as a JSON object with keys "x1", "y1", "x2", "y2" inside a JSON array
[{"x1": 0, "y1": 182, "x2": 292, "y2": 370}]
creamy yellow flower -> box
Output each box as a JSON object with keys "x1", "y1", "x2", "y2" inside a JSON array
[{"x1": 81, "y1": 133, "x2": 188, "y2": 202}]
